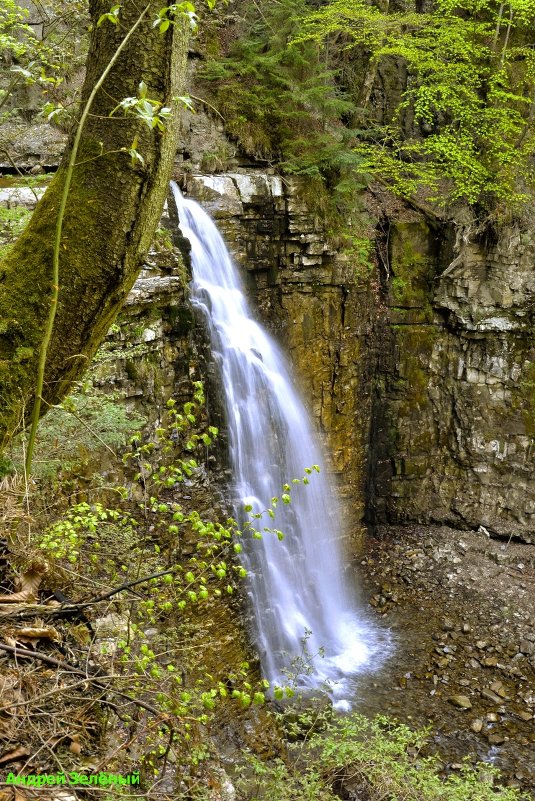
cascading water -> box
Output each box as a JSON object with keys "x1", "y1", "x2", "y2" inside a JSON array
[{"x1": 172, "y1": 182, "x2": 385, "y2": 705}]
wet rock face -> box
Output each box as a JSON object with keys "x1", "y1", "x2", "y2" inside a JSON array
[
  {"x1": 92, "y1": 197, "x2": 217, "y2": 430},
  {"x1": 373, "y1": 219, "x2": 535, "y2": 542},
  {"x1": 179, "y1": 170, "x2": 535, "y2": 543},
  {"x1": 180, "y1": 171, "x2": 379, "y2": 546},
  {"x1": 0, "y1": 122, "x2": 68, "y2": 171}
]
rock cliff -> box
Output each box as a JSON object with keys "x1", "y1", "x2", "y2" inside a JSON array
[
  {"x1": 178, "y1": 170, "x2": 377, "y2": 547},
  {"x1": 2, "y1": 120, "x2": 534, "y2": 543},
  {"x1": 373, "y1": 216, "x2": 535, "y2": 542},
  {"x1": 173, "y1": 152, "x2": 535, "y2": 543}
]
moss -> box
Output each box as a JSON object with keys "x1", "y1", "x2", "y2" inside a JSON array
[
  {"x1": 394, "y1": 324, "x2": 437, "y2": 413},
  {"x1": 0, "y1": 454, "x2": 15, "y2": 477},
  {"x1": 14, "y1": 346, "x2": 34, "y2": 363},
  {"x1": 389, "y1": 221, "x2": 436, "y2": 323},
  {"x1": 0, "y1": 205, "x2": 32, "y2": 260},
  {"x1": 518, "y1": 358, "x2": 535, "y2": 437},
  {"x1": 0, "y1": 141, "x2": 156, "y2": 442},
  {"x1": 125, "y1": 359, "x2": 138, "y2": 381},
  {"x1": 0, "y1": 0, "x2": 189, "y2": 448},
  {"x1": 165, "y1": 303, "x2": 193, "y2": 333}
]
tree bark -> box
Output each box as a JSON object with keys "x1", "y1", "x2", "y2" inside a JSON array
[{"x1": 0, "y1": 0, "x2": 189, "y2": 445}]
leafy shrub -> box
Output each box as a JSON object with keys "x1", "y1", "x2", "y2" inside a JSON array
[
  {"x1": 30, "y1": 384, "x2": 274, "y2": 793},
  {"x1": 236, "y1": 712, "x2": 528, "y2": 801},
  {"x1": 294, "y1": 0, "x2": 535, "y2": 210}
]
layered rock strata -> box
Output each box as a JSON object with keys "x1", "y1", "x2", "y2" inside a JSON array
[
  {"x1": 372, "y1": 218, "x2": 535, "y2": 541},
  {"x1": 178, "y1": 171, "x2": 377, "y2": 546}
]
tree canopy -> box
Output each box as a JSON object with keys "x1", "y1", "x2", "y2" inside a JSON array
[
  {"x1": 200, "y1": 0, "x2": 535, "y2": 213},
  {"x1": 296, "y1": 0, "x2": 535, "y2": 208}
]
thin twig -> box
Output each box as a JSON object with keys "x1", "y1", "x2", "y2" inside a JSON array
[
  {"x1": 40, "y1": 395, "x2": 117, "y2": 457},
  {"x1": 0, "y1": 674, "x2": 119, "y2": 712},
  {"x1": 188, "y1": 93, "x2": 225, "y2": 121},
  {"x1": 0, "y1": 643, "x2": 165, "y2": 717},
  {"x1": 0, "y1": 567, "x2": 177, "y2": 617},
  {"x1": 78, "y1": 567, "x2": 176, "y2": 607}
]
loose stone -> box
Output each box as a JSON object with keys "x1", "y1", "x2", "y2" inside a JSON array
[
  {"x1": 490, "y1": 681, "x2": 507, "y2": 698},
  {"x1": 481, "y1": 689, "x2": 503, "y2": 704},
  {"x1": 448, "y1": 695, "x2": 472, "y2": 710}
]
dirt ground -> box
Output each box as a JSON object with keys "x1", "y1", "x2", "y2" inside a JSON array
[{"x1": 356, "y1": 524, "x2": 535, "y2": 797}]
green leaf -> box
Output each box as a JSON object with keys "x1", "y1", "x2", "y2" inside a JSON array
[
  {"x1": 97, "y1": 4, "x2": 120, "y2": 26},
  {"x1": 175, "y1": 94, "x2": 195, "y2": 112},
  {"x1": 128, "y1": 147, "x2": 145, "y2": 167}
]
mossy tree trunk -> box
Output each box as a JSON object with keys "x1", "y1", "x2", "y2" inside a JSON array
[{"x1": 0, "y1": 0, "x2": 188, "y2": 445}]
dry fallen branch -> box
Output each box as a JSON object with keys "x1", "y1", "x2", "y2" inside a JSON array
[
  {"x1": 0, "y1": 568, "x2": 175, "y2": 622},
  {"x1": 0, "y1": 643, "x2": 166, "y2": 718},
  {"x1": 0, "y1": 604, "x2": 70, "y2": 623}
]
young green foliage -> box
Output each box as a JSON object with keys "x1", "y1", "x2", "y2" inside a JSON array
[
  {"x1": 200, "y1": 0, "x2": 534, "y2": 212},
  {"x1": 31, "y1": 385, "x2": 273, "y2": 791},
  {"x1": 295, "y1": 0, "x2": 535, "y2": 210},
  {"x1": 236, "y1": 711, "x2": 529, "y2": 801},
  {"x1": 0, "y1": 0, "x2": 89, "y2": 123}
]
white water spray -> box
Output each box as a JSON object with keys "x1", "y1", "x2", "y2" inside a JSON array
[{"x1": 172, "y1": 182, "x2": 385, "y2": 702}]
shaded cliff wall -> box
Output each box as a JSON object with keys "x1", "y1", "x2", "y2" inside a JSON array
[
  {"x1": 373, "y1": 216, "x2": 535, "y2": 541},
  {"x1": 4, "y1": 110, "x2": 534, "y2": 544}
]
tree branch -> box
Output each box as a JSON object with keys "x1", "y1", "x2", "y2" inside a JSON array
[
  {"x1": 78, "y1": 567, "x2": 176, "y2": 607},
  {"x1": 0, "y1": 642, "x2": 165, "y2": 717},
  {"x1": 0, "y1": 568, "x2": 176, "y2": 622}
]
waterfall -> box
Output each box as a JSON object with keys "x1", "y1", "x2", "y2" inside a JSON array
[{"x1": 172, "y1": 182, "x2": 385, "y2": 705}]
